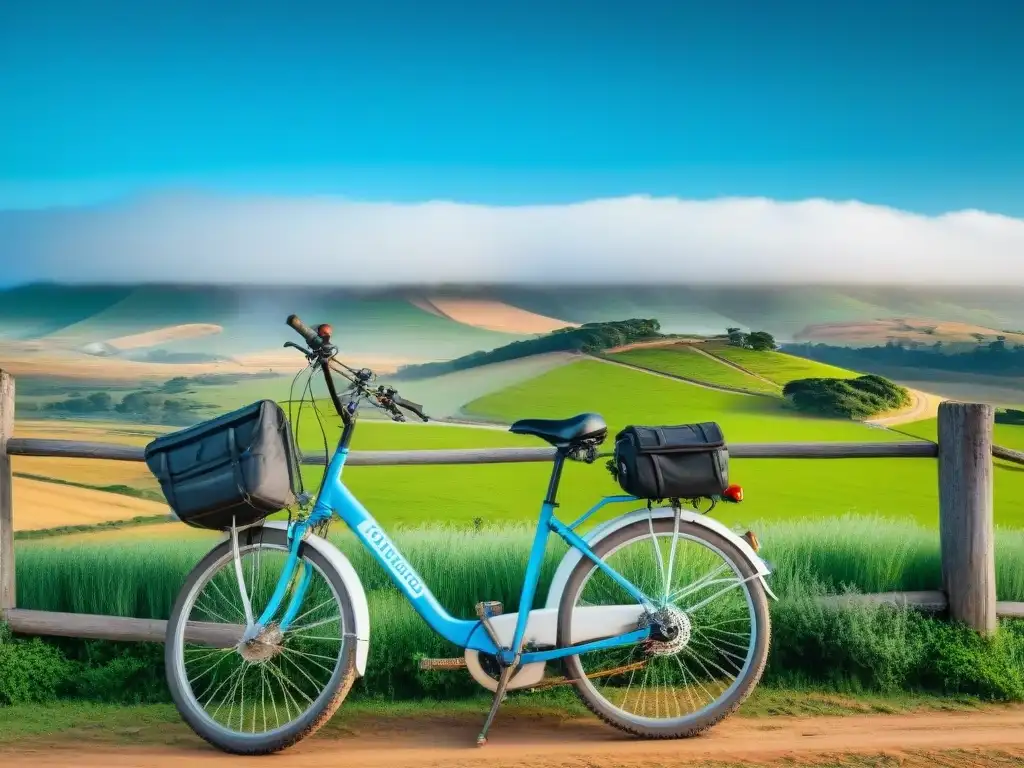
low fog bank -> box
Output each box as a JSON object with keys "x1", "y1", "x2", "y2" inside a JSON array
[{"x1": 2, "y1": 193, "x2": 1022, "y2": 286}]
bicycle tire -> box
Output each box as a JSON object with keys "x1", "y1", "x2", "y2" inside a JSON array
[
  {"x1": 556, "y1": 517, "x2": 770, "y2": 739},
  {"x1": 165, "y1": 526, "x2": 358, "y2": 755}
]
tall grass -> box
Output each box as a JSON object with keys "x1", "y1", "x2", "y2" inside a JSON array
[
  {"x1": 17, "y1": 516, "x2": 1024, "y2": 620},
  {"x1": 10, "y1": 516, "x2": 1024, "y2": 704}
]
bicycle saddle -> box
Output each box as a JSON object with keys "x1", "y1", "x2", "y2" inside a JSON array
[{"x1": 509, "y1": 413, "x2": 608, "y2": 447}]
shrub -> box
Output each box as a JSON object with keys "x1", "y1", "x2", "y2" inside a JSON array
[
  {"x1": 996, "y1": 409, "x2": 1024, "y2": 426},
  {"x1": 0, "y1": 624, "x2": 70, "y2": 704},
  {"x1": 783, "y1": 375, "x2": 909, "y2": 419}
]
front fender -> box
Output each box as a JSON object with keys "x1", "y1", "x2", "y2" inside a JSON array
[
  {"x1": 264, "y1": 521, "x2": 371, "y2": 677},
  {"x1": 544, "y1": 507, "x2": 777, "y2": 610}
]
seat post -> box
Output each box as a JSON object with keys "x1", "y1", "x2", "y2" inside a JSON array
[{"x1": 544, "y1": 449, "x2": 568, "y2": 506}]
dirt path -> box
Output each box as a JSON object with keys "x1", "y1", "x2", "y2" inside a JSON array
[
  {"x1": 691, "y1": 346, "x2": 783, "y2": 391},
  {"x1": 6, "y1": 708, "x2": 1024, "y2": 766},
  {"x1": 589, "y1": 354, "x2": 760, "y2": 397},
  {"x1": 867, "y1": 387, "x2": 945, "y2": 427},
  {"x1": 604, "y1": 338, "x2": 704, "y2": 353}
]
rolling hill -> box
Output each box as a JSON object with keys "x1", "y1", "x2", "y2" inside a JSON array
[{"x1": 0, "y1": 284, "x2": 531, "y2": 383}]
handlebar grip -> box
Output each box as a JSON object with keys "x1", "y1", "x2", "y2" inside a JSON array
[
  {"x1": 393, "y1": 395, "x2": 429, "y2": 422},
  {"x1": 286, "y1": 314, "x2": 323, "y2": 348}
]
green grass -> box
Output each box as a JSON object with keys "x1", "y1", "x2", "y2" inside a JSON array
[
  {"x1": 609, "y1": 346, "x2": 782, "y2": 395},
  {"x1": 19, "y1": 517, "x2": 1024, "y2": 621},
  {"x1": 12, "y1": 517, "x2": 1024, "y2": 704},
  {"x1": 465, "y1": 359, "x2": 890, "y2": 440},
  {"x1": 707, "y1": 344, "x2": 862, "y2": 385},
  {"x1": 900, "y1": 417, "x2": 1024, "y2": 452}
]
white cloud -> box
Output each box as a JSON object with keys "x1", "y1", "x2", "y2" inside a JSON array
[{"x1": 2, "y1": 192, "x2": 1023, "y2": 285}]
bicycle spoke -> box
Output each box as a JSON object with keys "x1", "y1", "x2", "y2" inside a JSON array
[
  {"x1": 663, "y1": 511, "x2": 681, "y2": 601},
  {"x1": 568, "y1": 523, "x2": 761, "y2": 729},
  {"x1": 172, "y1": 537, "x2": 349, "y2": 744}
]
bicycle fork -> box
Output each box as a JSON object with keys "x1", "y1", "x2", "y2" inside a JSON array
[{"x1": 235, "y1": 519, "x2": 313, "y2": 645}]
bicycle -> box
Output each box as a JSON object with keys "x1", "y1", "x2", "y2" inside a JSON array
[{"x1": 155, "y1": 314, "x2": 776, "y2": 755}]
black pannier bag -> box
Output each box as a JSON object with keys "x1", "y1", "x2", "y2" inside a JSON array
[
  {"x1": 145, "y1": 400, "x2": 302, "y2": 530},
  {"x1": 612, "y1": 422, "x2": 729, "y2": 501}
]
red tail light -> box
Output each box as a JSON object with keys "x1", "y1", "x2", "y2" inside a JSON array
[{"x1": 723, "y1": 484, "x2": 744, "y2": 502}]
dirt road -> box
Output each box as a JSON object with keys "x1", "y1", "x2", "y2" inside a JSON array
[
  {"x1": 6, "y1": 708, "x2": 1024, "y2": 767},
  {"x1": 866, "y1": 387, "x2": 945, "y2": 427}
]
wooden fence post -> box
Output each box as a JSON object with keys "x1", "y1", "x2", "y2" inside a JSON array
[
  {"x1": 937, "y1": 401, "x2": 996, "y2": 635},
  {"x1": 0, "y1": 369, "x2": 14, "y2": 613}
]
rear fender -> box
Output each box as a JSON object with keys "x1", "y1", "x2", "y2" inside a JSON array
[{"x1": 544, "y1": 506, "x2": 777, "y2": 610}]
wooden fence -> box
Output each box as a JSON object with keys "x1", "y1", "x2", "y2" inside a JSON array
[{"x1": 0, "y1": 368, "x2": 1019, "y2": 644}]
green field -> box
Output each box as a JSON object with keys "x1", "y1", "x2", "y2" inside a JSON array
[
  {"x1": 706, "y1": 344, "x2": 862, "y2": 384},
  {"x1": 609, "y1": 345, "x2": 781, "y2": 394},
  {"x1": 466, "y1": 358, "x2": 892, "y2": 440},
  {"x1": 899, "y1": 417, "x2": 1024, "y2": 452},
  {"x1": 457, "y1": 359, "x2": 1024, "y2": 527},
  {"x1": 17, "y1": 355, "x2": 1024, "y2": 529}
]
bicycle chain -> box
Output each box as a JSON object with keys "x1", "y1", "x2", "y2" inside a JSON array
[{"x1": 526, "y1": 660, "x2": 649, "y2": 691}]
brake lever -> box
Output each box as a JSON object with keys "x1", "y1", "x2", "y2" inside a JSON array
[{"x1": 284, "y1": 340, "x2": 318, "y2": 364}]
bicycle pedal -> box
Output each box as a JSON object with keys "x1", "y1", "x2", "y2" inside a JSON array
[
  {"x1": 475, "y1": 601, "x2": 503, "y2": 618},
  {"x1": 418, "y1": 657, "x2": 468, "y2": 671}
]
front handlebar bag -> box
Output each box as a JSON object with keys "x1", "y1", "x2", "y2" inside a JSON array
[
  {"x1": 612, "y1": 422, "x2": 729, "y2": 501},
  {"x1": 144, "y1": 399, "x2": 301, "y2": 530}
]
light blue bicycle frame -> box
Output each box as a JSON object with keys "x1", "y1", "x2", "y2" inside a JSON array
[{"x1": 250, "y1": 422, "x2": 655, "y2": 667}]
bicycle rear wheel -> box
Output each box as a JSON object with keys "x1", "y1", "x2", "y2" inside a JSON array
[
  {"x1": 165, "y1": 526, "x2": 357, "y2": 755},
  {"x1": 556, "y1": 517, "x2": 770, "y2": 739}
]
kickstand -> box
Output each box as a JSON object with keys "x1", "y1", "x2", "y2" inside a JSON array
[{"x1": 476, "y1": 663, "x2": 515, "y2": 746}]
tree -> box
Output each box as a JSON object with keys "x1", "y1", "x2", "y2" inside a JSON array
[
  {"x1": 726, "y1": 328, "x2": 747, "y2": 347},
  {"x1": 746, "y1": 331, "x2": 777, "y2": 351},
  {"x1": 116, "y1": 391, "x2": 160, "y2": 414},
  {"x1": 162, "y1": 377, "x2": 191, "y2": 394},
  {"x1": 86, "y1": 392, "x2": 113, "y2": 411}
]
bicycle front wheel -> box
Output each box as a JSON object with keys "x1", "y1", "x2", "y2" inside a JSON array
[
  {"x1": 165, "y1": 526, "x2": 357, "y2": 755},
  {"x1": 557, "y1": 516, "x2": 770, "y2": 739}
]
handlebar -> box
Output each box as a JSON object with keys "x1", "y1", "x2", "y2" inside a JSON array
[
  {"x1": 392, "y1": 394, "x2": 428, "y2": 422},
  {"x1": 286, "y1": 314, "x2": 324, "y2": 349},
  {"x1": 285, "y1": 314, "x2": 429, "y2": 423}
]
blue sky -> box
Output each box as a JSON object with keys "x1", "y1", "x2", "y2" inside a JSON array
[{"x1": 2, "y1": 0, "x2": 1022, "y2": 215}]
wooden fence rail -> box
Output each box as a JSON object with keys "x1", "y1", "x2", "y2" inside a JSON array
[{"x1": 0, "y1": 369, "x2": 1014, "y2": 645}]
